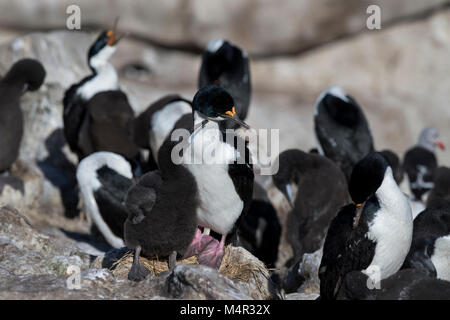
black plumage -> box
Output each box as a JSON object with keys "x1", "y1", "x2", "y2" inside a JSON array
[
  {"x1": 63, "y1": 29, "x2": 139, "y2": 161},
  {"x1": 272, "y1": 149, "x2": 349, "y2": 263},
  {"x1": 76, "y1": 151, "x2": 136, "y2": 248},
  {"x1": 198, "y1": 39, "x2": 251, "y2": 129},
  {"x1": 336, "y1": 269, "x2": 450, "y2": 300},
  {"x1": 427, "y1": 166, "x2": 450, "y2": 208},
  {"x1": 403, "y1": 146, "x2": 437, "y2": 201},
  {"x1": 379, "y1": 149, "x2": 403, "y2": 185},
  {"x1": 319, "y1": 152, "x2": 412, "y2": 300},
  {"x1": 93, "y1": 165, "x2": 133, "y2": 238},
  {"x1": 237, "y1": 182, "x2": 281, "y2": 268},
  {"x1": 124, "y1": 139, "x2": 199, "y2": 280},
  {"x1": 0, "y1": 59, "x2": 46, "y2": 172},
  {"x1": 319, "y1": 202, "x2": 377, "y2": 300},
  {"x1": 314, "y1": 86, "x2": 374, "y2": 181},
  {"x1": 403, "y1": 127, "x2": 444, "y2": 201},
  {"x1": 402, "y1": 203, "x2": 450, "y2": 278}
]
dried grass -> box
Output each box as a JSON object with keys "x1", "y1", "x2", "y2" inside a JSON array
[{"x1": 109, "y1": 245, "x2": 267, "y2": 286}]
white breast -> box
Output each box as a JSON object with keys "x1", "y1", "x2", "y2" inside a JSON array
[
  {"x1": 431, "y1": 235, "x2": 450, "y2": 281},
  {"x1": 182, "y1": 122, "x2": 243, "y2": 235},
  {"x1": 150, "y1": 100, "x2": 191, "y2": 162},
  {"x1": 363, "y1": 168, "x2": 413, "y2": 280},
  {"x1": 78, "y1": 63, "x2": 119, "y2": 101}
]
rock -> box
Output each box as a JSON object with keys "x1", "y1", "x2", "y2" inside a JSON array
[
  {"x1": 0, "y1": 206, "x2": 92, "y2": 279},
  {"x1": 285, "y1": 292, "x2": 319, "y2": 300},
  {"x1": 282, "y1": 248, "x2": 322, "y2": 295},
  {"x1": 0, "y1": 0, "x2": 447, "y2": 55},
  {"x1": 92, "y1": 245, "x2": 273, "y2": 300},
  {"x1": 164, "y1": 264, "x2": 252, "y2": 300},
  {"x1": 219, "y1": 246, "x2": 272, "y2": 300}
]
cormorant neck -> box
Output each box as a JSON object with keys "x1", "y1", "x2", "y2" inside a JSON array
[{"x1": 375, "y1": 168, "x2": 403, "y2": 207}]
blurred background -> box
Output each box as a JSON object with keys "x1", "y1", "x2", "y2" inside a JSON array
[
  {"x1": 0, "y1": 0, "x2": 450, "y2": 298},
  {"x1": 1, "y1": 0, "x2": 450, "y2": 163}
]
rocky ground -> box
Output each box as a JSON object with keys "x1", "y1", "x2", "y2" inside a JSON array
[{"x1": 1, "y1": 1, "x2": 450, "y2": 300}]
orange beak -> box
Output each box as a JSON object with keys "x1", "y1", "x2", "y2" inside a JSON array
[
  {"x1": 225, "y1": 107, "x2": 236, "y2": 117},
  {"x1": 106, "y1": 30, "x2": 116, "y2": 46},
  {"x1": 106, "y1": 17, "x2": 127, "y2": 46}
]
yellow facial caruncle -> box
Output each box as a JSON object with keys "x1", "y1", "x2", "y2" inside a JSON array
[{"x1": 225, "y1": 107, "x2": 236, "y2": 117}]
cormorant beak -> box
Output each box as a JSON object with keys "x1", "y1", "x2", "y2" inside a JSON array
[
  {"x1": 107, "y1": 17, "x2": 127, "y2": 46},
  {"x1": 435, "y1": 141, "x2": 445, "y2": 151},
  {"x1": 284, "y1": 184, "x2": 295, "y2": 209},
  {"x1": 353, "y1": 202, "x2": 365, "y2": 228},
  {"x1": 222, "y1": 107, "x2": 250, "y2": 129}
]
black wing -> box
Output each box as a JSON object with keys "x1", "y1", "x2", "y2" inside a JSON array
[
  {"x1": 124, "y1": 171, "x2": 162, "y2": 225},
  {"x1": 315, "y1": 95, "x2": 373, "y2": 180},
  {"x1": 86, "y1": 90, "x2": 140, "y2": 158},
  {"x1": 63, "y1": 83, "x2": 87, "y2": 155},
  {"x1": 319, "y1": 203, "x2": 376, "y2": 300},
  {"x1": 92, "y1": 165, "x2": 134, "y2": 238},
  {"x1": 224, "y1": 134, "x2": 254, "y2": 244}
]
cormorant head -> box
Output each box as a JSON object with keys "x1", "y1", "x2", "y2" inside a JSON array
[
  {"x1": 349, "y1": 152, "x2": 391, "y2": 206},
  {"x1": 88, "y1": 18, "x2": 125, "y2": 70},
  {"x1": 192, "y1": 85, "x2": 249, "y2": 128},
  {"x1": 3, "y1": 58, "x2": 46, "y2": 92}
]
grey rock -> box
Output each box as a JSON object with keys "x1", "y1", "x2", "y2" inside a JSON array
[{"x1": 164, "y1": 264, "x2": 253, "y2": 300}]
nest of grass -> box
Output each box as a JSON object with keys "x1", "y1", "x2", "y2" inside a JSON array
[
  {"x1": 109, "y1": 245, "x2": 268, "y2": 286},
  {"x1": 219, "y1": 245, "x2": 266, "y2": 283},
  {"x1": 109, "y1": 251, "x2": 198, "y2": 278}
]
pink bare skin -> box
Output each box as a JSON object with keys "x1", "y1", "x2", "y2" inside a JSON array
[{"x1": 183, "y1": 228, "x2": 226, "y2": 269}]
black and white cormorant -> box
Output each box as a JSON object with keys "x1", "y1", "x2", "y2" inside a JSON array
[
  {"x1": 402, "y1": 202, "x2": 450, "y2": 282},
  {"x1": 76, "y1": 151, "x2": 137, "y2": 249},
  {"x1": 319, "y1": 152, "x2": 413, "y2": 300},
  {"x1": 133, "y1": 94, "x2": 192, "y2": 169},
  {"x1": 63, "y1": 23, "x2": 139, "y2": 160},
  {"x1": 314, "y1": 85, "x2": 374, "y2": 181},
  {"x1": 198, "y1": 39, "x2": 251, "y2": 129},
  {"x1": 272, "y1": 149, "x2": 349, "y2": 264},
  {"x1": 0, "y1": 58, "x2": 46, "y2": 172},
  {"x1": 181, "y1": 85, "x2": 254, "y2": 268},
  {"x1": 403, "y1": 127, "x2": 445, "y2": 201}
]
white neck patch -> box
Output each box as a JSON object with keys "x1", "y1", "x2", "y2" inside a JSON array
[{"x1": 78, "y1": 46, "x2": 119, "y2": 101}]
